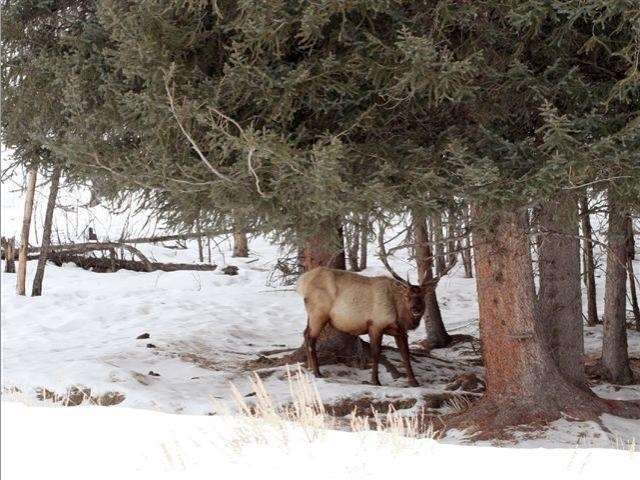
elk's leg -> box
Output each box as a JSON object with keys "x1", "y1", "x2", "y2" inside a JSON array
[
  {"x1": 369, "y1": 329, "x2": 383, "y2": 386},
  {"x1": 395, "y1": 332, "x2": 419, "y2": 387},
  {"x1": 304, "y1": 318, "x2": 325, "y2": 378}
]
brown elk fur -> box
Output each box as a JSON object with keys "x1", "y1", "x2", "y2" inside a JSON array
[{"x1": 297, "y1": 267, "x2": 429, "y2": 387}]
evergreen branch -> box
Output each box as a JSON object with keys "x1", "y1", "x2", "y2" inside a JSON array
[{"x1": 163, "y1": 74, "x2": 233, "y2": 183}]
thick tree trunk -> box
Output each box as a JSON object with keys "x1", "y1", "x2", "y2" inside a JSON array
[
  {"x1": 412, "y1": 210, "x2": 451, "y2": 349},
  {"x1": 431, "y1": 213, "x2": 446, "y2": 276},
  {"x1": 299, "y1": 222, "x2": 346, "y2": 272},
  {"x1": 537, "y1": 193, "x2": 586, "y2": 387},
  {"x1": 601, "y1": 190, "x2": 634, "y2": 384},
  {"x1": 32, "y1": 165, "x2": 62, "y2": 297},
  {"x1": 16, "y1": 168, "x2": 37, "y2": 296},
  {"x1": 446, "y1": 206, "x2": 627, "y2": 434},
  {"x1": 624, "y1": 217, "x2": 640, "y2": 331},
  {"x1": 579, "y1": 195, "x2": 599, "y2": 326},
  {"x1": 232, "y1": 229, "x2": 249, "y2": 257},
  {"x1": 2, "y1": 237, "x2": 16, "y2": 273}
]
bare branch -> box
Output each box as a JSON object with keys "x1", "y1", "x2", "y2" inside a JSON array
[{"x1": 164, "y1": 75, "x2": 233, "y2": 183}]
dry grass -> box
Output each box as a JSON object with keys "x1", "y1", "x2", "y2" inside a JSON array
[{"x1": 216, "y1": 365, "x2": 439, "y2": 452}]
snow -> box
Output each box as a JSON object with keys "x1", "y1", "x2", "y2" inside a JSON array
[
  {"x1": 1, "y1": 160, "x2": 640, "y2": 475},
  {"x1": 2, "y1": 401, "x2": 638, "y2": 479}
]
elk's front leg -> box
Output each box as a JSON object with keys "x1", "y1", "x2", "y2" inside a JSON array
[
  {"x1": 369, "y1": 329, "x2": 383, "y2": 386},
  {"x1": 395, "y1": 332, "x2": 419, "y2": 387}
]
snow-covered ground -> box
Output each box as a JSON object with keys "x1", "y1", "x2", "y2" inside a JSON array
[
  {"x1": 3, "y1": 401, "x2": 638, "y2": 480},
  {"x1": 1, "y1": 161, "x2": 640, "y2": 476}
]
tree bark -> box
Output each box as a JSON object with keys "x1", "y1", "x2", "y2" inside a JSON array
[
  {"x1": 31, "y1": 166, "x2": 62, "y2": 296},
  {"x1": 432, "y1": 212, "x2": 446, "y2": 276},
  {"x1": 601, "y1": 189, "x2": 634, "y2": 384},
  {"x1": 624, "y1": 217, "x2": 640, "y2": 331},
  {"x1": 537, "y1": 193, "x2": 586, "y2": 387},
  {"x1": 16, "y1": 168, "x2": 37, "y2": 296},
  {"x1": 412, "y1": 210, "x2": 451, "y2": 349},
  {"x1": 299, "y1": 222, "x2": 346, "y2": 272},
  {"x1": 448, "y1": 206, "x2": 624, "y2": 433},
  {"x1": 579, "y1": 195, "x2": 599, "y2": 326},
  {"x1": 2, "y1": 237, "x2": 16, "y2": 273},
  {"x1": 232, "y1": 229, "x2": 249, "y2": 257}
]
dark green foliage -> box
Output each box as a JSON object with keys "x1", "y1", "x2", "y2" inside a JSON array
[{"x1": 2, "y1": 1, "x2": 639, "y2": 240}]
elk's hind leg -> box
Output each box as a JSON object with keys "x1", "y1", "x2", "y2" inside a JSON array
[
  {"x1": 368, "y1": 329, "x2": 383, "y2": 386},
  {"x1": 395, "y1": 332, "x2": 419, "y2": 387},
  {"x1": 304, "y1": 315, "x2": 328, "y2": 378}
]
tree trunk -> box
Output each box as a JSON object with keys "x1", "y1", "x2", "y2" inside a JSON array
[
  {"x1": 195, "y1": 220, "x2": 204, "y2": 262},
  {"x1": 31, "y1": 165, "x2": 62, "y2": 297},
  {"x1": 449, "y1": 206, "x2": 623, "y2": 433},
  {"x1": 601, "y1": 189, "x2": 634, "y2": 384},
  {"x1": 299, "y1": 222, "x2": 346, "y2": 272},
  {"x1": 232, "y1": 229, "x2": 249, "y2": 257},
  {"x1": 359, "y1": 217, "x2": 368, "y2": 270},
  {"x1": 432, "y1": 212, "x2": 446, "y2": 276},
  {"x1": 460, "y1": 203, "x2": 473, "y2": 278},
  {"x1": 345, "y1": 221, "x2": 361, "y2": 271},
  {"x1": 624, "y1": 217, "x2": 640, "y2": 331},
  {"x1": 2, "y1": 237, "x2": 16, "y2": 273},
  {"x1": 412, "y1": 210, "x2": 451, "y2": 349},
  {"x1": 579, "y1": 195, "x2": 599, "y2": 326},
  {"x1": 16, "y1": 168, "x2": 37, "y2": 296},
  {"x1": 537, "y1": 193, "x2": 586, "y2": 387},
  {"x1": 446, "y1": 208, "x2": 457, "y2": 267}
]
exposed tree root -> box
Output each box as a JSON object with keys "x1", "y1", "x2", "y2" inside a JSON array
[
  {"x1": 441, "y1": 389, "x2": 640, "y2": 441},
  {"x1": 417, "y1": 333, "x2": 477, "y2": 351}
]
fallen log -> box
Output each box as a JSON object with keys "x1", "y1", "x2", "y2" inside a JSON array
[
  {"x1": 47, "y1": 251, "x2": 217, "y2": 273},
  {"x1": 43, "y1": 242, "x2": 154, "y2": 271},
  {"x1": 119, "y1": 230, "x2": 228, "y2": 245}
]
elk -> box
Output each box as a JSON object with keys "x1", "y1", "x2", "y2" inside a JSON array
[{"x1": 297, "y1": 231, "x2": 454, "y2": 387}]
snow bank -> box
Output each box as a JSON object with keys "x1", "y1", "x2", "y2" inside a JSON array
[{"x1": 2, "y1": 401, "x2": 638, "y2": 480}]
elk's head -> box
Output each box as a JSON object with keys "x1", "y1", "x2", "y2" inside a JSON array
[
  {"x1": 405, "y1": 285, "x2": 426, "y2": 321},
  {"x1": 378, "y1": 222, "x2": 457, "y2": 329}
]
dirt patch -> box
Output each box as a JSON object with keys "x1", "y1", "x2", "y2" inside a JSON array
[
  {"x1": 177, "y1": 352, "x2": 221, "y2": 370},
  {"x1": 35, "y1": 386, "x2": 125, "y2": 406},
  {"x1": 325, "y1": 395, "x2": 417, "y2": 417}
]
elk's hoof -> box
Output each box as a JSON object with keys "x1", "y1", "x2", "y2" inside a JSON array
[{"x1": 408, "y1": 379, "x2": 419, "y2": 387}]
